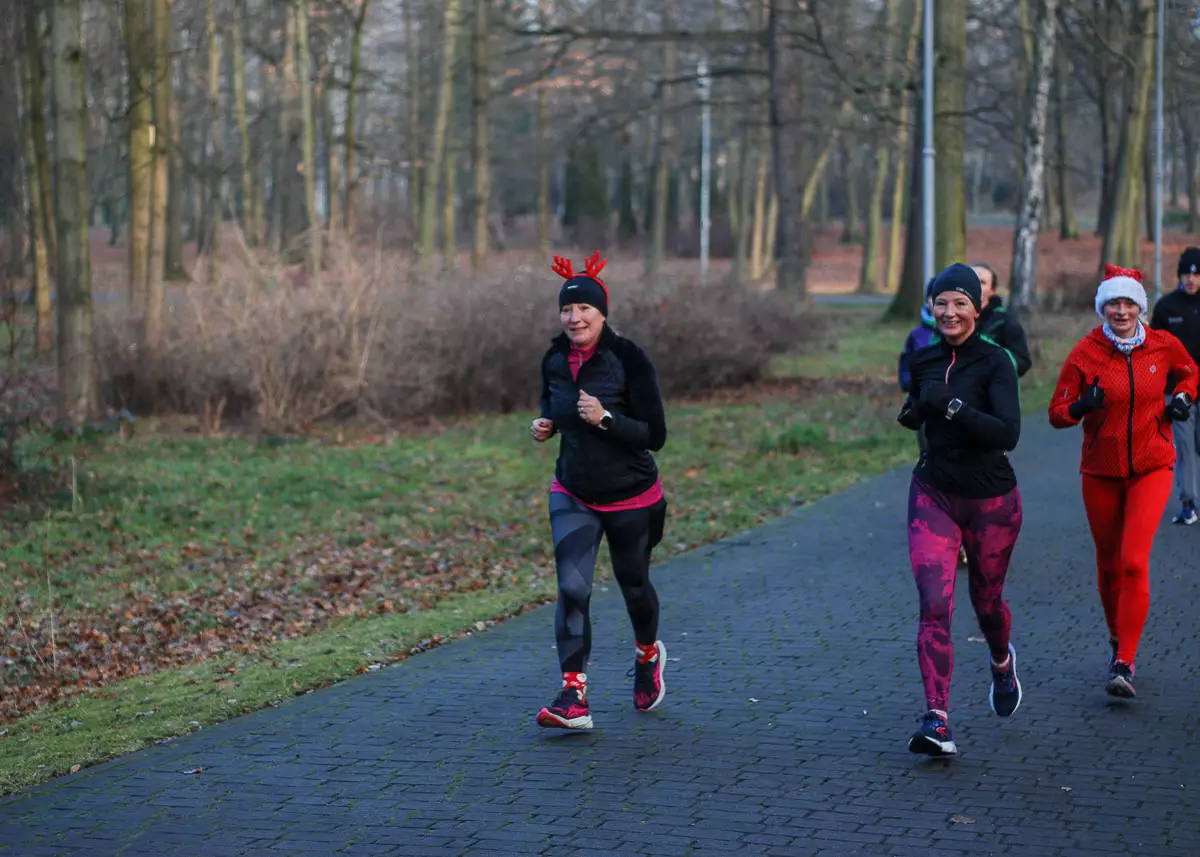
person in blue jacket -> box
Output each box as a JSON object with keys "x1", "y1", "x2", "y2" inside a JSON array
[{"x1": 900, "y1": 280, "x2": 937, "y2": 394}]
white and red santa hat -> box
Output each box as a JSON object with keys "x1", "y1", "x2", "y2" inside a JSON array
[{"x1": 1094, "y1": 263, "x2": 1147, "y2": 318}]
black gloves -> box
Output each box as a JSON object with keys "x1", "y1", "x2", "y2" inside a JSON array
[
  {"x1": 1167, "y1": 392, "x2": 1195, "y2": 422},
  {"x1": 918, "y1": 381, "x2": 954, "y2": 418},
  {"x1": 1068, "y1": 377, "x2": 1105, "y2": 421}
]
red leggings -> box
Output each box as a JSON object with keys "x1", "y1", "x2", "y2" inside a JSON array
[{"x1": 1081, "y1": 468, "x2": 1173, "y2": 665}]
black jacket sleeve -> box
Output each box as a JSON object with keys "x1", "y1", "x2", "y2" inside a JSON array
[
  {"x1": 539, "y1": 353, "x2": 553, "y2": 420},
  {"x1": 955, "y1": 352, "x2": 1021, "y2": 450},
  {"x1": 605, "y1": 343, "x2": 668, "y2": 451},
  {"x1": 1001, "y1": 311, "x2": 1033, "y2": 377}
]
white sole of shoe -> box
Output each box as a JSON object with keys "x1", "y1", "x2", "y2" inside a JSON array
[
  {"x1": 988, "y1": 643, "x2": 1022, "y2": 717},
  {"x1": 637, "y1": 640, "x2": 668, "y2": 713},
  {"x1": 1105, "y1": 675, "x2": 1136, "y2": 699},
  {"x1": 536, "y1": 710, "x2": 594, "y2": 730},
  {"x1": 908, "y1": 734, "x2": 958, "y2": 757}
]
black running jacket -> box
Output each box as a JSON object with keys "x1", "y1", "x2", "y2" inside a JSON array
[
  {"x1": 540, "y1": 324, "x2": 667, "y2": 505},
  {"x1": 898, "y1": 331, "x2": 1021, "y2": 499}
]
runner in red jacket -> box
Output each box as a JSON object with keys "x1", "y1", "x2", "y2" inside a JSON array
[{"x1": 1049, "y1": 264, "x2": 1199, "y2": 698}]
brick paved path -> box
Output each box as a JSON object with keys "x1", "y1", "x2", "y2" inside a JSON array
[{"x1": 3, "y1": 422, "x2": 1200, "y2": 856}]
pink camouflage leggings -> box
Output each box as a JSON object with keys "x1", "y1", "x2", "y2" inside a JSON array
[{"x1": 907, "y1": 477, "x2": 1023, "y2": 713}]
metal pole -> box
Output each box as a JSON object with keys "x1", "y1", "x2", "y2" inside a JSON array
[
  {"x1": 922, "y1": 0, "x2": 936, "y2": 285},
  {"x1": 1154, "y1": 0, "x2": 1164, "y2": 305},
  {"x1": 699, "y1": 59, "x2": 712, "y2": 286}
]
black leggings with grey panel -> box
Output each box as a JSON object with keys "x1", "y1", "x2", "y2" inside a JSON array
[{"x1": 549, "y1": 491, "x2": 667, "y2": 674}]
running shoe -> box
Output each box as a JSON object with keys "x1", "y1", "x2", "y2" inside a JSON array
[
  {"x1": 536, "y1": 674, "x2": 593, "y2": 729},
  {"x1": 988, "y1": 642, "x2": 1022, "y2": 717},
  {"x1": 1106, "y1": 661, "x2": 1137, "y2": 699},
  {"x1": 1172, "y1": 502, "x2": 1198, "y2": 525},
  {"x1": 908, "y1": 711, "x2": 958, "y2": 757},
  {"x1": 631, "y1": 640, "x2": 667, "y2": 712}
]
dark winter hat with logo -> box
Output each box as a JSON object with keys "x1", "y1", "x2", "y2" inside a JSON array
[
  {"x1": 552, "y1": 251, "x2": 610, "y2": 317},
  {"x1": 1178, "y1": 246, "x2": 1200, "y2": 278},
  {"x1": 928, "y1": 262, "x2": 983, "y2": 312}
]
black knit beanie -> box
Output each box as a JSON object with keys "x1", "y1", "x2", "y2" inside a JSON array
[
  {"x1": 928, "y1": 262, "x2": 983, "y2": 312},
  {"x1": 559, "y1": 275, "x2": 608, "y2": 317},
  {"x1": 1178, "y1": 246, "x2": 1200, "y2": 277}
]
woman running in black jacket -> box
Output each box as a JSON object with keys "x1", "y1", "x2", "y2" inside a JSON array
[
  {"x1": 530, "y1": 252, "x2": 669, "y2": 730},
  {"x1": 898, "y1": 263, "x2": 1024, "y2": 757}
]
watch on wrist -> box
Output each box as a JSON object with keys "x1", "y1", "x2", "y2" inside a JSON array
[
  {"x1": 945, "y1": 398, "x2": 964, "y2": 420},
  {"x1": 599, "y1": 410, "x2": 613, "y2": 430}
]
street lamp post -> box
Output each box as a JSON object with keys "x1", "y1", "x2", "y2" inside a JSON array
[
  {"x1": 698, "y1": 59, "x2": 712, "y2": 286},
  {"x1": 1154, "y1": 0, "x2": 1165, "y2": 305}
]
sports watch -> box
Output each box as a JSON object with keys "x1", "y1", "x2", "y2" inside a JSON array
[{"x1": 945, "y1": 398, "x2": 964, "y2": 420}]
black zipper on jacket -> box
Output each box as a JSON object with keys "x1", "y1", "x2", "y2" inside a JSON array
[{"x1": 1125, "y1": 353, "x2": 1135, "y2": 478}]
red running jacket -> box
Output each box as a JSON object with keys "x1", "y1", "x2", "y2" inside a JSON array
[{"x1": 1049, "y1": 326, "x2": 1199, "y2": 478}]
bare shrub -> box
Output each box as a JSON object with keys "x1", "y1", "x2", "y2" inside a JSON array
[{"x1": 95, "y1": 246, "x2": 812, "y2": 430}]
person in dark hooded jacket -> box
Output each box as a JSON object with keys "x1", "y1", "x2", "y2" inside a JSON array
[
  {"x1": 973, "y1": 263, "x2": 1033, "y2": 378},
  {"x1": 530, "y1": 251, "x2": 670, "y2": 731}
]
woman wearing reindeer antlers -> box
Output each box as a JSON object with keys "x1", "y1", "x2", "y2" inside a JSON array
[
  {"x1": 530, "y1": 251, "x2": 670, "y2": 730},
  {"x1": 1050, "y1": 264, "x2": 1198, "y2": 699}
]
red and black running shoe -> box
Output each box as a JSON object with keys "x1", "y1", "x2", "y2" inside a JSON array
[
  {"x1": 632, "y1": 640, "x2": 667, "y2": 712},
  {"x1": 537, "y1": 673, "x2": 593, "y2": 730}
]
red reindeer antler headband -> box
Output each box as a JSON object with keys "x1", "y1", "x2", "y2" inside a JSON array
[{"x1": 551, "y1": 250, "x2": 609, "y2": 298}]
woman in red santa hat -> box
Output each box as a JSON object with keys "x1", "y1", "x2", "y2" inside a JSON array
[{"x1": 1049, "y1": 264, "x2": 1199, "y2": 698}]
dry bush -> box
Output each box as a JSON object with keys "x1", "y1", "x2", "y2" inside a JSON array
[{"x1": 96, "y1": 244, "x2": 811, "y2": 430}]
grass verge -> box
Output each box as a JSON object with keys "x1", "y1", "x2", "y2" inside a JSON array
[{"x1": 0, "y1": 306, "x2": 1091, "y2": 795}]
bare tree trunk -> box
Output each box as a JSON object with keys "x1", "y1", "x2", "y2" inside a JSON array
[
  {"x1": 125, "y1": 0, "x2": 153, "y2": 312},
  {"x1": 934, "y1": 0, "x2": 967, "y2": 270},
  {"x1": 839, "y1": 143, "x2": 860, "y2": 244},
  {"x1": 20, "y1": 15, "x2": 53, "y2": 353},
  {"x1": 145, "y1": 0, "x2": 170, "y2": 354},
  {"x1": 404, "y1": 0, "x2": 420, "y2": 230},
  {"x1": 277, "y1": 11, "x2": 299, "y2": 251},
  {"x1": 749, "y1": 134, "x2": 768, "y2": 280},
  {"x1": 419, "y1": 0, "x2": 460, "y2": 266},
  {"x1": 165, "y1": 40, "x2": 185, "y2": 276},
  {"x1": 296, "y1": 0, "x2": 319, "y2": 275},
  {"x1": 859, "y1": 0, "x2": 900, "y2": 294},
  {"x1": 470, "y1": 0, "x2": 491, "y2": 271},
  {"x1": 51, "y1": 0, "x2": 99, "y2": 425},
  {"x1": 23, "y1": 8, "x2": 57, "y2": 269},
  {"x1": 1106, "y1": 0, "x2": 1155, "y2": 270},
  {"x1": 232, "y1": 0, "x2": 253, "y2": 243},
  {"x1": 202, "y1": 0, "x2": 223, "y2": 278},
  {"x1": 885, "y1": 95, "x2": 927, "y2": 321},
  {"x1": 1009, "y1": 0, "x2": 1058, "y2": 313},
  {"x1": 887, "y1": 0, "x2": 922, "y2": 292},
  {"x1": 767, "y1": 0, "x2": 807, "y2": 297},
  {"x1": 322, "y1": 46, "x2": 339, "y2": 239},
  {"x1": 1055, "y1": 51, "x2": 1078, "y2": 239},
  {"x1": 345, "y1": 0, "x2": 369, "y2": 235},
  {"x1": 442, "y1": 146, "x2": 457, "y2": 264},
  {"x1": 645, "y1": 0, "x2": 677, "y2": 278},
  {"x1": 536, "y1": 77, "x2": 550, "y2": 255}
]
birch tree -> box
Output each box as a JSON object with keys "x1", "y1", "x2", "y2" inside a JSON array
[{"x1": 1009, "y1": 0, "x2": 1059, "y2": 313}]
